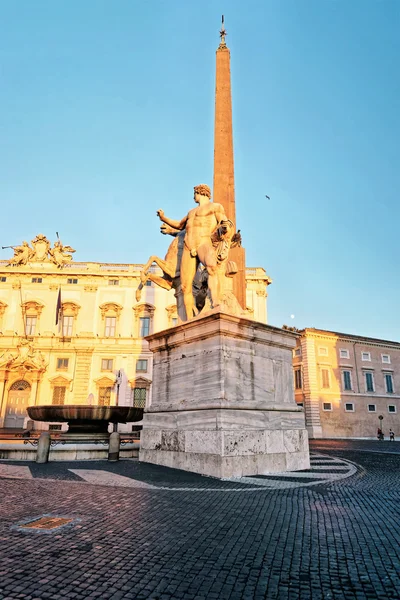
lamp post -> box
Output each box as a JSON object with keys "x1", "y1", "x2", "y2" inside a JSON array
[
  {"x1": 378, "y1": 414, "x2": 384, "y2": 440},
  {"x1": 108, "y1": 370, "x2": 123, "y2": 459},
  {"x1": 116, "y1": 370, "x2": 122, "y2": 407},
  {"x1": 113, "y1": 370, "x2": 122, "y2": 432}
]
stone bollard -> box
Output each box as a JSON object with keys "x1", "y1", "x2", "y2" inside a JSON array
[
  {"x1": 36, "y1": 432, "x2": 51, "y2": 464},
  {"x1": 108, "y1": 431, "x2": 120, "y2": 462}
]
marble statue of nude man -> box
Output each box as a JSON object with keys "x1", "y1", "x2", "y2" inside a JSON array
[{"x1": 157, "y1": 184, "x2": 231, "y2": 319}]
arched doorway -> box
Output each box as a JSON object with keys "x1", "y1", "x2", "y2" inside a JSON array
[{"x1": 4, "y1": 380, "x2": 31, "y2": 428}]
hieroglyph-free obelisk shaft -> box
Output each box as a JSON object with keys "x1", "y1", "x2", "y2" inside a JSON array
[{"x1": 213, "y1": 17, "x2": 246, "y2": 308}]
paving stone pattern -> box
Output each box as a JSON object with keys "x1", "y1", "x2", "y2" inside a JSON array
[
  {"x1": 0, "y1": 440, "x2": 399, "y2": 599},
  {"x1": 0, "y1": 454, "x2": 355, "y2": 491}
]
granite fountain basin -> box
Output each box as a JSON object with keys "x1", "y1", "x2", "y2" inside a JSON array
[{"x1": 27, "y1": 405, "x2": 144, "y2": 434}]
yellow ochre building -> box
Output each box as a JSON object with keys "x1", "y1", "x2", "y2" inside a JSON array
[
  {"x1": 293, "y1": 328, "x2": 400, "y2": 439},
  {"x1": 0, "y1": 234, "x2": 271, "y2": 430}
]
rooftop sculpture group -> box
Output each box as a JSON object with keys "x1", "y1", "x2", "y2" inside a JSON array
[
  {"x1": 136, "y1": 184, "x2": 242, "y2": 322},
  {"x1": 4, "y1": 234, "x2": 75, "y2": 268}
]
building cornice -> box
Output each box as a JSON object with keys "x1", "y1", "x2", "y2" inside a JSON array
[
  {"x1": 315, "y1": 391, "x2": 400, "y2": 400},
  {"x1": 0, "y1": 260, "x2": 267, "y2": 273},
  {"x1": 301, "y1": 328, "x2": 400, "y2": 349}
]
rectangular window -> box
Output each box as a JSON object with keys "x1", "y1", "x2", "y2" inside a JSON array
[
  {"x1": 0, "y1": 277, "x2": 6, "y2": 282},
  {"x1": 136, "y1": 359, "x2": 148, "y2": 372},
  {"x1": 104, "y1": 316, "x2": 116, "y2": 337},
  {"x1": 342, "y1": 370, "x2": 352, "y2": 391},
  {"x1": 381, "y1": 354, "x2": 391, "y2": 364},
  {"x1": 318, "y1": 346, "x2": 328, "y2": 356},
  {"x1": 294, "y1": 369, "x2": 302, "y2": 389},
  {"x1": 62, "y1": 316, "x2": 74, "y2": 337},
  {"x1": 98, "y1": 387, "x2": 112, "y2": 406},
  {"x1": 101, "y1": 358, "x2": 114, "y2": 371},
  {"x1": 368, "y1": 404, "x2": 376, "y2": 412},
  {"x1": 362, "y1": 352, "x2": 371, "y2": 361},
  {"x1": 108, "y1": 279, "x2": 119, "y2": 286},
  {"x1": 345, "y1": 403, "x2": 354, "y2": 412},
  {"x1": 25, "y1": 316, "x2": 37, "y2": 335},
  {"x1": 340, "y1": 349, "x2": 350, "y2": 359},
  {"x1": 323, "y1": 402, "x2": 332, "y2": 411},
  {"x1": 67, "y1": 278, "x2": 78, "y2": 284},
  {"x1": 56, "y1": 358, "x2": 69, "y2": 370},
  {"x1": 31, "y1": 277, "x2": 42, "y2": 283},
  {"x1": 139, "y1": 317, "x2": 150, "y2": 337},
  {"x1": 321, "y1": 369, "x2": 330, "y2": 389},
  {"x1": 52, "y1": 386, "x2": 66, "y2": 405},
  {"x1": 385, "y1": 374, "x2": 394, "y2": 394},
  {"x1": 132, "y1": 387, "x2": 146, "y2": 408},
  {"x1": 145, "y1": 280, "x2": 152, "y2": 287},
  {"x1": 388, "y1": 405, "x2": 396, "y2": 414},
  {"x1": 365, "y1": 372, "x2": 374, "y2": 393},
  {"x1": 294, "y1": 348, "x2": 302, "y2": 357}
]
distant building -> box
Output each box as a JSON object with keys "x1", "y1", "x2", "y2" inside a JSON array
[
  {"x1": 293, "y1": 327, "x2": 400, "y2": 439},
  {"x1": 0, "y1": 235, "x2": 271, "y2": 430}
]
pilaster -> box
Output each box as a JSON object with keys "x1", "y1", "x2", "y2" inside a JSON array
[
  {"x1": 0, "y1": 370, "x2": 8, "y2": 427},
  {"x1": 73, "y1": 350, "x2": 94, "y2": 403},
  {"x1": 301, "y1": 335, "x2": 323, "y2": 438}
]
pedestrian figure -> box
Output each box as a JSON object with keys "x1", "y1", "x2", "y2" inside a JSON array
[
  {"x1": 377, "y1": 428, "x2": 384, "y2": 441},
  {"x1": 389, "y1": 429, "x2": 395, "y2": 442}
]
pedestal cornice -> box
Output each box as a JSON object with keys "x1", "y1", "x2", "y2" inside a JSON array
[{"x1": 146, "y1": 311, "x2": 298, "y2": 352}]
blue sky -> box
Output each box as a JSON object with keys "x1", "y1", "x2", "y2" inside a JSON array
[{"x1": 1, "y1": 0, "x2": 399, "y2": 340}]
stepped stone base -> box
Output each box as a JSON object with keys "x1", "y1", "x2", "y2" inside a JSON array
[
  {"x1": 140, "y1": 312, "x2": 309, "y2": 478},
  {"x1": 140, "y1": 409, "x2": 309, "y2": 478}
]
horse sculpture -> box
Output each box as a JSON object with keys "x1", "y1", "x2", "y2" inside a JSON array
[
  {"x1": 136, "y1": 226, "x2": 208, "y2": 321},
  {"x1": 136, "y1": 223, "x2": 242, "y2": 322},
  {"x1": 136, "y1": 227, "x2": 183, "y2": 301}
]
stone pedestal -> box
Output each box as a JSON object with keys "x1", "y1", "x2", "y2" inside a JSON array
[{"x1": 140, "y1": 312, "x2": 309, "y2": 478}]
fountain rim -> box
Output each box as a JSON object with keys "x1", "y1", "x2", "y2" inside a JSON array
[{"x1": 27, "y1": 404, "x2": 144, "y2": 424}]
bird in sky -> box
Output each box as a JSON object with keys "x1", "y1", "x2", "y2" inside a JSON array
[{"x1": 265, "y1": 195, "x2": 270, "y2": 200}]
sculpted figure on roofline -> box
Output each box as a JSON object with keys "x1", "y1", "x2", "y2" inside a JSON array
[{"x1": 4, "y1": 234, "x2": 75, "y2": 268}]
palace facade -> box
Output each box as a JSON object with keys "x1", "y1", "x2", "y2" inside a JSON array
[
  {"x1": 0, "y1": 236, "x2": 271, "y2": 430},
  {"x1": 293, "y1": 328, "x2": 400, "y2": 439}
]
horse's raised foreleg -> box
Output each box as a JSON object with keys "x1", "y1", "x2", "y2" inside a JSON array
[
  {"x1": 140, "y1": 256, "x2": 156, "y2": 283},
  {"x1": 147, "y1": 273, "x2": 173, "y2": 291},
  {"x1": 135, "y1": 282, "x2": 143, "y2": 302},
  {"x1": 136, "y1": 270, "x2": 174, "y2": 302},
  {"x1": 150, "y1": 256, "x2": 175, "y2": 279},
  {"x1": 141, "y1": 255, "x2": 175, "y2": 281}
]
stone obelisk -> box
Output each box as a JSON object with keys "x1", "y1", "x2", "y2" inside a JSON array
[
  {"x1": 213, "y1": 17, "x2": 246, "y2": 309},
  {"x1": 139, "y1": 19, "x2": 310, "y2": 479}
]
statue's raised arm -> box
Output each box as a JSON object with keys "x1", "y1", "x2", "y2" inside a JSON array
[{"x1": 157, "y1": 209, "x2": 188, "y2": 231}]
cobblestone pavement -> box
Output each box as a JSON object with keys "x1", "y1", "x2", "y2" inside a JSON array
[
  {"x1": 310, "y1": 438, "x2": 400, "y2": 454},
  {"x1": 0, "y1": 453, "x2": 356, "y2": 490},
  {"x1": 0, "y1": 440, "x2": 399, "y2": 599}
]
